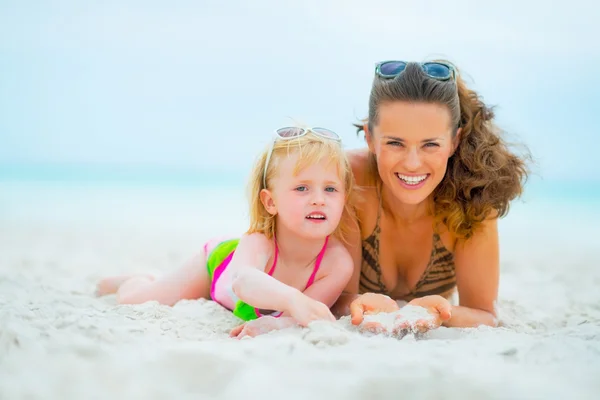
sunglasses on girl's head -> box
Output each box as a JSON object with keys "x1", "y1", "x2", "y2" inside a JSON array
[
  {"x1": 375, "y1": 61, "x2": 457, "y2": 81},
  {"x1": 262, "y1": 127, "x2": 341, "y2": 188},
  {"x1": 274, "y1": 127, "x2": 340, "y2": 141}
]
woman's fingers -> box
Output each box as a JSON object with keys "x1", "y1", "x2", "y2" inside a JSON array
[
  {"x1": 414, "y1": 318, "x2": 434, "y2": 333},
  {"x1": 359, "y1": 320, "x2": 390, "y2": 334},
  {"x1": 350, "y1": 294, "x2": 400, "y2": 326},
  {"x1": 435, "y1": 302, "x2": 452, "y2": 321},
  {"x1": 350, "y1": 298, "x2": 367, "y2": 325}
]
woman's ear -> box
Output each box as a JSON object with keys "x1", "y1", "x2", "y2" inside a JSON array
[
  {"x1": 259, "y1": 189, "x2": 277, "y2": 216},
  {"x1": 364, "y1": 123, "x2": 375, "y2": 154},
  {"x1": 451, "y1": 127, "x2": 462, "y2": 155}
]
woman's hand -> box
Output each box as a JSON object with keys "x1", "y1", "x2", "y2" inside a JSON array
[
  {"x1": 355, "y1": 294, "x2": 451, "y2": 337},
  {"x1": 229, "y1": 316, "x2": 297, "y2": 339},
  {"x1": 393, "y1": 295, "x2": 452, "y2": 335},
  {"x1": 350, "y1": 292, "x2": 400, "y2": 327}
]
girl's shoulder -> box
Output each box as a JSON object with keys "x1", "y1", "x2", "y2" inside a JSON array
[
  {"x1": 228, "y1": 233, "x2": 276, "y2": 270},
  {"x1": 237, "y1": 232, "x2": 274, "y2": 254},
  {"x1": 320, "y1": 236, "x2": 354, "y2": 274},
  {"x1": 325, "y1": 235, "x2": 348, "y2": 251}
]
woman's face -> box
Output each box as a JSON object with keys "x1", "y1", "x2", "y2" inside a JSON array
[{"x1": 367, "y1": 101, "x2": 458, "y2": 206}]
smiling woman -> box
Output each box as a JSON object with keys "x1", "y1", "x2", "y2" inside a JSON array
[{"x1": 332, "y1": 60, "x2": 530, "y2": 334}]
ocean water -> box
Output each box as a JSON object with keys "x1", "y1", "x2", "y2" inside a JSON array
[{"x1": 1, "y1": 168, "x2": 597, "y2": 261}]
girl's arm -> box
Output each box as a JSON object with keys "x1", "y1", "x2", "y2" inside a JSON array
[
  {"x1": 231, "y1": 243, "x2": 354, "y2": 338},
  {"x1": 298, "y1": 243, "x2": 354, "y2": 309},
  {"x1": 229, "y1": 233, "x2": 301, "y2": 314}
]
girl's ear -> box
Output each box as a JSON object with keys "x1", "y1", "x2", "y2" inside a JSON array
[{"x1": 260, "y1": 189, "x2": 277, "y2": 215}]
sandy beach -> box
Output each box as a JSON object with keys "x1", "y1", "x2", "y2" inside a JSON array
[{"x1": 1, "y1": 183, "x2": 599, "y2": 399}]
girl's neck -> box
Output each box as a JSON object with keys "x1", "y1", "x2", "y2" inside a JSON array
[{"x1": 274, "y1": 224, "x2": 326, "y2": 266}]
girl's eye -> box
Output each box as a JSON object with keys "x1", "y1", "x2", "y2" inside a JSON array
[
  {"x1": 424, "y1": 142, "x2": 440, "y2": 148},
  {"x1": 295, "y1": 186, "x2": 308, "y2": 192},
  {"x1": 325, "y1": 187, "x2": 337, "y2": 193}
]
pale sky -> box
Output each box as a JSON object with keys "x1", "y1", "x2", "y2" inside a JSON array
[{"x1": 1, "y1": 0, "x2": 598, "y2": 182}]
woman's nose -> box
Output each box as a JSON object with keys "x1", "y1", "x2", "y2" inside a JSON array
[{"x1": 404, "y1": 147, "x2": 422, "y2": 170}]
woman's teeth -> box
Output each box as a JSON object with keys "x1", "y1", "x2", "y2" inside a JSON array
[{"x1": 396, "y1": 173, "x2": 427, "y2": 185}]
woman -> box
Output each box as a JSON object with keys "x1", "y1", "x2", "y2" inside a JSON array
[{"x1": 332, "y1": 60, "x2": 529, "y2": 334}]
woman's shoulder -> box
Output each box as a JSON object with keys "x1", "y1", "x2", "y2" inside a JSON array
[
  {"x1": 346, "y1": 148, "x2": 371, "y2": 186},
  {"x1": 348, "y1": 149, "x2": 379, "y2": 209}
]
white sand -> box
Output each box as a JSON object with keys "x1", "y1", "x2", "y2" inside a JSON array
[
  {"x1": 362, "y1": 305, "x2": 435, "y2": 336},
  {"x1": 1, "y1": 183, "x2": 599, "y2": 399}
]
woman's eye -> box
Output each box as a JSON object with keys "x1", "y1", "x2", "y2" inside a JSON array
[
  {"x1": 424, "y1": 142, "x2": 440, "y2": 148},
  {"x1": 387, "y1": 141, "x2": 403, "y2": 147}
]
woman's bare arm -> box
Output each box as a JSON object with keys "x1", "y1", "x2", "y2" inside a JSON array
[{"x1": 444, "y1": 217, "x2": 500, "y2": 328}]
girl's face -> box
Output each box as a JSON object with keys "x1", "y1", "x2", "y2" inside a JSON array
[{"x1": 260, "y1": 152, "x2": 345, "y2": 240}]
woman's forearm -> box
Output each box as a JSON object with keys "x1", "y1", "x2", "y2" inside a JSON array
[
  {"x1": 443, "y1": 305, "x2": 497, "y2": 328},
  {"x1": 331, "y1": 292, "x2": 359, "y2": 318}
]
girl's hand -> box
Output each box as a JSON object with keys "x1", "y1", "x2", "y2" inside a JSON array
[
  {"x1": 288, "y1": 292, "x2": 336, "y2": 327},
  {"x1": 230, "y1": 316, "x2": 297, "y2": 339}
]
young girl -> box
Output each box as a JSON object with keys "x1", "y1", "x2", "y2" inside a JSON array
[{"x1": 96, "y1": 127, "x2": 356, "y2": 338}]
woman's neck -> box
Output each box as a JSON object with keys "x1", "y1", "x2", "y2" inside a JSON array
[
  {"x1": 381, "y1": 184, "x2": 432, "y2": 225},
  {"x1": 274, "y1": 224, "x2": 326, "y2": 266}
]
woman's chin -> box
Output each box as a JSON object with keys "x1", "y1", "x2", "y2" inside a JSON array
[{"x1": 390, "y1": 185, "x2": 433, "y2": 206}]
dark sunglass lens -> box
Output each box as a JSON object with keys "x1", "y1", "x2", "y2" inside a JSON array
[
  {"x1": 276, "y1": 127, "x2": 304, "y2": 138},
  {"x1": 379, "y1": 61, "x2": 406, "y2": 76},
  {"x1": 312, "y1": 127, "x2": 339, "y2": 139},
  {"x1": 423, "y1": 63, "x2": 451, "y2": 79}
]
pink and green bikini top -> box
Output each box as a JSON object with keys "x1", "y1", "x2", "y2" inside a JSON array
[{"x1": 206, "y1": 236, "x2": 330, "y2": 321}]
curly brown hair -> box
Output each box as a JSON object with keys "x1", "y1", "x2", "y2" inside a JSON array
[{"x1": 356, "y1": 61, "x2": 530, "y2": 239}]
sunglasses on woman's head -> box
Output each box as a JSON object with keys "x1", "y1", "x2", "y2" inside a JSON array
[
  {"x1": 375, "y1": 61, "x2": 457, "y2": 81},
  {"x1": 262, "y1": 127, "x2": 341, "y2": 188}
]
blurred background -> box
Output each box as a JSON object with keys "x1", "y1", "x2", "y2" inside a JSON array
[{"x1": 1, "y1": 0, "x2": 598, "y2": 245}]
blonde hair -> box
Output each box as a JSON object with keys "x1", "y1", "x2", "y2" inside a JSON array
[{"x1": 246, "y1": 130, "x2": 357, "y2": 242}]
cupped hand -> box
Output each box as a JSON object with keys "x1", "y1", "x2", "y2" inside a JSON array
[
  {"x1": 350, "y1": 292, "x2": 400, "y2": 332},
  {"x1": 392, "y1": 295, "x2": 452, "y2": 337}
]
